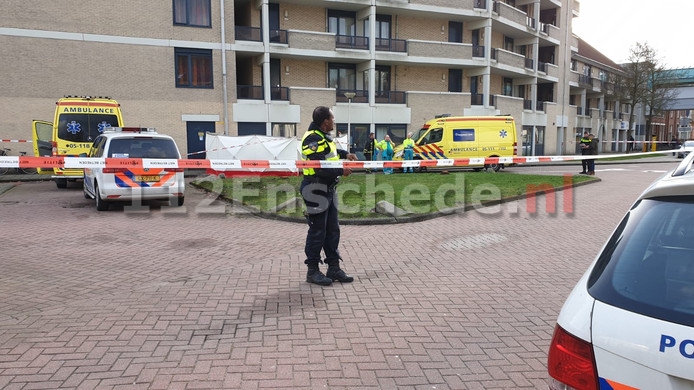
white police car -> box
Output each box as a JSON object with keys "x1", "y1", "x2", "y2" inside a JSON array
[
  {"x1": 548, "y1": 153, "x2": 694, "y2": 389},
  {"x1": 83, "y1": 127, "x2": 185, "y2": 211}
]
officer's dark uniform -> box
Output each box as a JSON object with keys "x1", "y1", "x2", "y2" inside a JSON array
[
  {"x1": 301, "y1": 121, "x2": 354, "y2": 286},
  {"x1": 579, "y1": 134, "x2": 591, "y2": 174}
]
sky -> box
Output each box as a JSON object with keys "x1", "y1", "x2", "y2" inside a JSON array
[{"x1": 572, "y1": 0, "x2": 693, "y2": 69}]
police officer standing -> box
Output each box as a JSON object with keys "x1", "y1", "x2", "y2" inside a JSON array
[
  {"x1": 301, "y1": 106, "x2": 358, "y2": 286},
  {"x1": 579, "y1": 131, "x2": 591, "y2": 174}
]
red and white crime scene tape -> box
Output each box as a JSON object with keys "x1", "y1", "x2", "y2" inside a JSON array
[{"x1": 0, "y1": 151, "x2": 669, "y2": 171}]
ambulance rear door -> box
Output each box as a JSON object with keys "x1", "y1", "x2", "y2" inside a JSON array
[{"x1": 31, "y1": 120, "x2": 54, "y2": 175}]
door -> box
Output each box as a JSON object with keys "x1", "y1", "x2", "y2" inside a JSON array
[
  {"x1": 32, "y1": 120, "x2": 53, "y2": 174},
  {"x1": 186, "y1": 121, "x2": 215, "y2": 159}
]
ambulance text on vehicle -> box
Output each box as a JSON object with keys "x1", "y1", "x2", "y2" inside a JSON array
[
  {"x1": 32, "y1": 96, "x2": 124, "y2": 188},
  {"x1": 393, "y1": 115, "x2": 518, "y2": 172}
]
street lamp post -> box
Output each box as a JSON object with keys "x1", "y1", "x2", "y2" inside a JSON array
[{"x1": 344, "y1": 92, "x2": 356, "y2": 153}]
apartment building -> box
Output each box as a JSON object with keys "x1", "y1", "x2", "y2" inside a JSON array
[{"x1": 0, "y1": 0, "x2": 629, "y2": 158}]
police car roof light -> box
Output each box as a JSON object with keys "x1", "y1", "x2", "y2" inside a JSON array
[{"x1": 111, "y1": 127, "x2": 157, "y2": 133}]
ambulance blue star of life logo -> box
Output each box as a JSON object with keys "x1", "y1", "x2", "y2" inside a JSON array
[
  {"x1": 499, "y1": 129, "x2": 508, "y2": 138},
  {"x1": 66, "y1": 121, "x2": 82, "y2": 135},
  {"x1": 97, "y1": 121, "x2": 112, "y2": 133}
]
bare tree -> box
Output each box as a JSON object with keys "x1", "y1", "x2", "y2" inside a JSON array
[{"x1": 617, "y1": 42, "x2": 677, "y2": 145}]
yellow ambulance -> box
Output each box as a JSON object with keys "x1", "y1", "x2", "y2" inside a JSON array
[
  {"x1": 32, "y1": 96, "x2": 125, "y2": 188},
  {"x1": 394, "y1": 115, "x2": 518, "y2": 172}
]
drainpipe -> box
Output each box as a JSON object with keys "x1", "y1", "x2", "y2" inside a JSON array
[{"x1": 220, "y1": 0, "x2": 229, "y2": 135}]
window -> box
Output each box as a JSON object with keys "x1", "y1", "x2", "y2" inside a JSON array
[
  {"x1": 502, "y1": 77, "x2": 513, "y2": 96},
  {"x1": 504, "y1": 36, "x2": 514, "y2": 51},
  {"x1": 375, "y1": 66, "x2": 391, "y2": 96},
  {"x1": 448, "y1": 21, "x2": 463, "y2": 43},
  {"x1": 175, "y1": 48, "x2": 213, "y2": 88},
  {"x1": 448, "y1": 69, "x2": 463, "y2": 93},
  {"x1": 328, "y1": 63, "x2": 356, "y2": 92},
  {"x1": 453, "y1": 129, "x2": 475, "y2": 142},
  {"x1": 173, "y1": 0, "x2": 211, "y2": 27},
  {"x1": 328, "y1": 10, "x2": 356, "y2": 36}
]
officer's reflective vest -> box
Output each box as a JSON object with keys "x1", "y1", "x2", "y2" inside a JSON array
[
  {"x1": 403, "y1": 138, "x2": 415, "y2": 149},
  {"x1": 301, "y1": 130, "x2": 339, "y2": 176}
]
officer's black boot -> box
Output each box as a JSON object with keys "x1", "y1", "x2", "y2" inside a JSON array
[
  {"x1": 306, "y1": 264, "x2": 332, "y2": 286},
  {"x1": 325, "y1": 259, "x2": 354, "y2": 283}
]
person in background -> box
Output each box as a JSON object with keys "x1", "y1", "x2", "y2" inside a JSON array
[
  {"x1": 300, "y1": 106, "x2": 358, "y2": 286},
  {"x1": 402, "y1": 132, "x2": 415, "y2": 173},
  {"x1": 627, "y1": 133, "x2": 635, "y2": 153},
  {"x1": 363, "y1": 132, "x2": 378, "y2": 174},
  {"x1": 586, "y1": 133, "x2": 598, "y2": 175},
  {"x1": 379, "y1": 134, "x2": 395, "y2": 174},
  {"x1": 579, "y1": 131, "x2": 591, "y2": 174}
]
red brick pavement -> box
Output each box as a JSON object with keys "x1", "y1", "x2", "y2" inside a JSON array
[{"x1": 0, "y1": 161, "x2": 677, "y2": 389}]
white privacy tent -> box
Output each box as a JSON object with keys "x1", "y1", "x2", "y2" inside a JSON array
[{"x1": 205, "y1": 134, "x2": 301, "y2": 176}]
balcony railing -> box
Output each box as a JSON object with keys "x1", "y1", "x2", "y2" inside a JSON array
[
  {"x1": 474, "y1": 0, "x2": 486, "y2": 9},
  {"x1": 336, "y1": 89, "x2": 368, "y2": 103},
  {"x1": 375, "y1": 38, "x2": 407, "y2": 53},
  {"x1": 336, "y1": 35, "x2": 369, "y2": 50},
  {"x1": 525, "y1": 57, "x2": 534, "y2": 69},
  {"x1": 235, "y1": 26, "x2": 261, "y2": 42},
  {"x1": 472, "y1": 45, "x2": 485, "y2": 57},
  {"x1": 237, "y1": 85, "x2": 263, "y2": 100},
  {"x1": 471, "y1": 93, "x2": 484, "y2": 105},
  {"x1": 527, "y1": 17, "x2": 536, "y2": 29},
  {"x1": 578, "y1": 74, "x2": 592, "y2": 86},
  {"x1": 269, "y1": 29, "x2": 288, "y2": 44},
  {"x1": 523, "y1": 99, "x2": 532, "y2": 110},
  {"x1": 536, "y1": 100, "x2": 546, "y2": 112},
  {"x1": 375, "y1": 91, "x2": 407, "y2": 104},
  {"x1": 538, "y1": 61, "x2": 548, "y2": 73},
  {"x1": 270, "y1": 87, "x2": 289, "y2": 101}
]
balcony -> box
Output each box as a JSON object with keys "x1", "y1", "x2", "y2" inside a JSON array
[
  {"x1": 237, "y1": 85, "x2": 263, "y2": 100},
  {"x1": 288, "y1": 31, "x2": 335, "y2": 51},
  {"x1": 472, "y1": 45, "x2": 485, "y2": 58},
  {"x1": 375, "y1": 38, "x2": 407, "y2": 53},
  {"x1": 538, "y1": 61, "x2": 548, "y2": 74},
  {"x1": 471, "y1": 93, "x2": 484, "y2": 106},
  {"x1": 336, "y1": 35, "x2": 368, "y2": 50},
  {"x1": 235, "y1": 26, "x2": 261, "y2": 42}
]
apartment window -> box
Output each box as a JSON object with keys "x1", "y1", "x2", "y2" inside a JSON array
[
  {"x1": 448, "y1": 21, "x2": 463, "y2": 43},
  {"x1": 504, "y1": 36, "x2": 514, "y2": 51},
  {"x1": 328, "y1": 63, "x2": 356, "y2": 92},
  {"x1": 328, "y1": 10, "x2": 356, "y2": 36},
  {"x1": 375, "y1": 66, "x2": 391, "y2": 96},
  {"x1": 173, "y1": 0, "x2": 211, "y2": 27},
  {"x1": 448, "y1": 69, "x2": 463, "y2": 92},
  {"x1": 175, "y1": 48, "x2": 213, "y2": 88},
  {"x1": 503, "y1": 78, "x2": 513, "y2": 96}
]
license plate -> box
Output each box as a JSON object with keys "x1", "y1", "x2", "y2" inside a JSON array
[{"x1": 135, "y1": 175, "x2": 160, "y2": 182}]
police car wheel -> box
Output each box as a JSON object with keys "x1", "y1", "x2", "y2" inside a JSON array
[{"x1": 95, "y1": 183, "x2": 109, "y2": 211}]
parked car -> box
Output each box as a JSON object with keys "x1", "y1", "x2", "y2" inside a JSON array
[
  {"x1": 83, "y1": 127, "x2": 185, "y2": 211},
  {"x1": 547, "y1": 153, "x2": 694, "y2": 389},
  {"x1": 676, "y1": 140, "x2": 694, "y2": 158}
]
